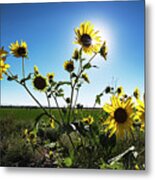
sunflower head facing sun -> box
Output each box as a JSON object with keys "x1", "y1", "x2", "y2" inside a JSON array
[
  {"x1": 103, "y1": 95, "x2": 135, "y2": 139},
  {"x1": 9, "y1": 40, "x2": 28, "y2": 58},
  {"x1": 32, "y1": 74, "x2": 48, "y2": 92},
  {"x1": 74, "y1": 21, "x2": 102, "y2": 55}
]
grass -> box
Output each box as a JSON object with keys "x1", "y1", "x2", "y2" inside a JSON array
[{"x1": 0, "y1": 107, "x2": 145, "y2": 169}]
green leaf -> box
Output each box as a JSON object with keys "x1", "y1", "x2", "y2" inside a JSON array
[
  {"x1": 55, "y1": 93, "x2": 64, "y2": 97},
  {"x1": 95, "y1": 93, "x2": 103, "y2": 105},
  {"x1": 64, "y1": 157, "x2": 72, "y2": 167},
  {"x1": 71, "y1": 72, "x2": 77, "y2": 78},
  {"x1": 95, "y1": 95, "x2": 101, "y2": 105},
  {"x1": 47, "y1": 87, "x2": 51, "y2": 92},
  {"x1": 57, "y1": 88, "x2": 64, "y2": 93},
  {"x1": 44, "y1": 142, "x2": 56, "y2": 148},
  {"x1": 76, "y1": 83, "x2": 82, "y2": 89},
  {"x1": 83, "y1": 63, "x2": 91, "y2": 70},
  {"x1": 7, "y1": 75, "x2": 18, "y2": 81},
  {"x1": 20, "y1": 73, "x2": 32, "y2": 84},
  {"x1": 55, "y1": 81, "x2": 71, "y2": 89}
]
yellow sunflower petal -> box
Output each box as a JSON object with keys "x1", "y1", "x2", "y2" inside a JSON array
[{"x1": 103, "y1": 103, "x2": 115, "y2": 113}]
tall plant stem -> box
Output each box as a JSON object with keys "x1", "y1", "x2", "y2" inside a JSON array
[
  {"x1": 52, "y1": 94, "x2": 64, "y2": 123},
  {"x1": 6, "y1": 70, "x2": 60, "y2": 125},
  {"x1": 73, "y1": 88, "x2": 79, "y2": 108},
  {"x1": 67, "y1": 74, "x2": 75, "y2": 123},
  {"x1": 45, "y1": 92, "x2": 51, "y2": 113},
  {"x1": 22, "y1": 57, "x2": 25, "y2": 79},
  {"x1": 68, "y1": 53, "x2": 98, "y2": 123}
]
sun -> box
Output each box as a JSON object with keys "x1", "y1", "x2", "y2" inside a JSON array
[{"x1": 91, "y1": 19, "x2": 114, "y2": 54}]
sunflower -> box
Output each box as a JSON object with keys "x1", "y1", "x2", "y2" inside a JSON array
[
  {"x1": 24, "y1": 129, "x2": 37, "y2": 144},
  {"x1": 74, "y1": 21, "x2": 101, "y2": 55},
  {"x1": 0, "y1": 47, "x2": 8, "y2": 61},
  {"x1": 133, "y1": 88, "x2": 140, "y2": 99},
  {"x1": 32, "y1": 74, "x2": 48, "y2": 92},
  {"x1": 103, "y1": 95, "x2": 135, "y2": 139},
  {"x1": 47, "y1": 72, "x2": 55, "y2": 82},
  {"x1": 63, "y1": 60, "x2": 74, "y2": 72},
  {"x1": 0, "y1": 60, "x2": 10, "y2": 80},
  {"x1": 9, "y1": 40, "x2": 28, "y2": 58},
  {"x1": 82, "y1": 115, "x2": 94, "y2": 125},
  {"x1": 100, "y1": 41, "x2": 108, "y2": 60},
  {"x1": 81, "y1": 73, "x2": 90, "y2": 83},
  {"x1": 135, "y1": 99, "x2": 145, "y2": 131}
]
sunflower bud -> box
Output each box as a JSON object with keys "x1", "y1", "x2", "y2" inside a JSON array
[
  {"x1": 100, "y1": 41, "x2": 108, "y2": 60},
  {"x1": 133, "y1": 88, "x2": 140, "y2": 99},
  {"x1": 34, "y1": 65, "x2": 39, "y2": 75},
  {"x1": 105, "y1": 86, "x2": 111, "y2": 94},
  {"x1": 72, "y1": 49, "x2": 79, "y2": 60},
  {"x1": 63, "y1": 60, "x2": 74, "y2": 72}
]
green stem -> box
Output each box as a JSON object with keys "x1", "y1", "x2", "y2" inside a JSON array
[
  {"x1": 67, "y1": 133, "x2": 76, "y2": 150},
  {"x1": 45, "y1": 92, "x2": 51, "y2": 114},
  {"x1": 6, "y1": 71, "x2": 60, "y2": 125},
  {"x1": 73, "y1": 88, "x2": 79, "y2": 108},
  {"x1": 52, "y1": 94, "x2": 64, "y2": 123},
  {"x1": 22, "y1": 57, "x2": 25, "y2": 80},
  {"x1": 67, "y1": 73, "x2": 75, "y2": 123},
  {"x1": 68, "y1": 53, "x2": 98, "y2": 123}
]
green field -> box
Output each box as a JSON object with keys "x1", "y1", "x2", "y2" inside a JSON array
[{"x1": 0, "y1": 107, "x2": 145, "y2": 169}]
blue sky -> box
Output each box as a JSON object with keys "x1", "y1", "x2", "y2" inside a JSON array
[{"x1": 0, "y1": 1, "x2": 145, "y2": 106}]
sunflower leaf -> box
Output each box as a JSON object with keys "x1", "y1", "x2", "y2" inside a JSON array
[
  {"x1": 20, "y1": 73, "x2": 32, "y2": 84},
  {"x1": 95, "y1": 95, "x2": 101, "y2": 105},
  {"x1": 55, "y1": 81, "x2": 71, "y2": 89},
  {"x1": 83, "y1": 63, "x2": 91, "y2": 70},
  {"x1": 7, "y1": 75, "x2": 18, "y2": 81},
  {"x1": 71, "y1": 72, "x2": 77, "y2": 78},
  {"x1": 47, "y1": 87, "x2": 51, "y2": 92},
  {"x1": 55, "y1": 92, "x2": 64, "y2": 97}
]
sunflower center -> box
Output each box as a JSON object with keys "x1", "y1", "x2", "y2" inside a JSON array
[
  {"x1": 81, "y1": 34, "x2": 92, "y2": 47},
  {"x1": 29, "y1": 133, "x2": 35, "y2": 140},
  {"x1": 33, "y1": 76, "x2": 47, "y2": 90},
  {"x1": 114, "y1": 108, "x2": 128, "y2": 123},
  {"x1": 66, "y1": 63, "x2": 74, "y2": 72},
  {"x1": 17, "y1": 47, "x2": 26, "y2": 56}
]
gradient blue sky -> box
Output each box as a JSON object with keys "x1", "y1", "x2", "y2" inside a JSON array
[{"x1": 0, "y1": 1, "x2": 145, "y2": 106}]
